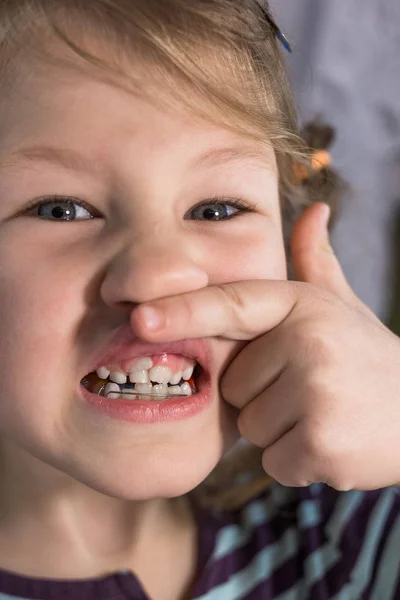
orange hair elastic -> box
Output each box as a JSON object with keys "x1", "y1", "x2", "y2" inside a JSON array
[{"x1": 294, "y1": 150, "x2": 332, "y2": 182}]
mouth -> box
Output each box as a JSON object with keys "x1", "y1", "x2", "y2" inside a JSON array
[{"x1": 80, "y1": 355, "x2": 203, "y2": 402}]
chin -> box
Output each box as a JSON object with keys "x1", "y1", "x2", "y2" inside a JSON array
[{"x1": 54, "y1": 437, "x2": 231, "y2": 501}]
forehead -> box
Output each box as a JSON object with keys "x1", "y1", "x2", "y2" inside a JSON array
[
  {"x1": 0, "y1": 46, "x2": 276, "y2": 184},
  {"x1": 0, "y1": 53, "x2": 276, "y2": 177}
]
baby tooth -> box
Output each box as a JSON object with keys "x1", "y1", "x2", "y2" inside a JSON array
[
  {"x1": 104, "y1": 382, "x2": 121, "y2": 398},
  {"x1": 169, "y1": 371, "x2": 182, "y2": 385},
  {"x1": 129, "y1": 369, "x2": 150, "y2": 384},
  {"x1": 180, "y1": 382, "x2": 192, "y2": 396},
  {"x1": 134, "y1": 383, "x2": 153, "y2": 395},
  {"x1": 168, "y1": 385, "x2": 184, "y2": 395},
  {"x1": 130, "y1": 357, "x2": 153, "y2": 372},
  {"x1": 109, "y1": 371, "x2": 127, "y2": 384},
  {"x1": 182, "y1": 365, "x2": 194, "y2": 381},
  {"x1": 149, "y1": 366, "x2": 172, "y2": 384},
  {"x1": 97, "y1": 366, "x2": 111, "y2": 380},
  {"x1": 153, "y1": 383, "x2": 168, "y2": 396}
]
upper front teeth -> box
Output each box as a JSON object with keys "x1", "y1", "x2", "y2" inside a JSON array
[
  {"x1": 129, "y1": 370, "x2": 150, "y2": 384},
  {"x1": 96, "y1": 359, "x2": 195, "y2": 385},
  {"x1": 149, "y1": 366, "x2": 172, "y2": 384},
  {"x1": 130, "y1": 357, "x2": 153, "y2": 371}
]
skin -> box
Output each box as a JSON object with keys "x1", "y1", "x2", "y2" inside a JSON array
[
  {"x1": 1, "y1": 38, "x2": 399, "y2": 600},
  {"x1": 134, "y1": 205, "x2": 400, "y2": 492},
  {"x1": 0, "y1": 45, "x2": 285, "y2": 595}
]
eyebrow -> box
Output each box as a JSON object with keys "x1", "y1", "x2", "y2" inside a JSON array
[
  {"x1": 0, "y1": 145, "x2": 102, "y2": 174},
  {"x1": 0, "y1": 143, "x2": 273, "y2": 174},
  {"x1": 191, "y1": 146, "x2": 273, "y2": 170}
]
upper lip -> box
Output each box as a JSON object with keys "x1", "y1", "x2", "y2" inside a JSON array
[{"x1": 82, "y1": 324, "x2": 212, "y2": 377}]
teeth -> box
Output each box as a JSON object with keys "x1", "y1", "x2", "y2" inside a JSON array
[
  {"x1": 129, "y1": 357, "x2": 153, "y2": 372},
  {"x1": 109, "y1": 371, "x2": 127, "y2": 385},
  {"x1": 168, "y1": 385, "x2": 185, "y2": 395},
  {"x1": 180, "y1": 382, "x2": 192, "y2": 396},
  {"x1": 104, "y1": 381, "x2": 121, "y2": 398},
  {"x1": 169, "y1": 371, "x2": 182, "y2": 385},
  {"x1": 93, "y1": 358, "x2": 197, "y2": 394},
  {"x1": 97, "y1": 366, "x2": 111, "y2": 380},
  {"x1": 101, "y1": 380, "x2": 194, "y2": 400},
  {"x1": 182, "y1": 365, "x2": 194, "y2": 381},
  {"x1": 129, "y1": 369, "x2": 150, "y2": 384},
  {"x1": 134, "y1": 383, "x2": 153, "y2": 395},
  {"x1": 153, "y1": 383, "x2": 168, "y2": 396},
  {"x1": 149, "y1": 366, "x2": 172, "y2": 384}
]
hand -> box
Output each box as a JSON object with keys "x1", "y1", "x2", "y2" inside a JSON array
[{"x1": 131, "y1": 203, "x2": 400, "y2": 490}]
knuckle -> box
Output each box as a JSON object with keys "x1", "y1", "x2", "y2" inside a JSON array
[
  {"x1": 237, "y1": 408, "x2": 251, "y2": 439},
  {"x1": 219, "y1": 283, "x2": 246, "y2": 313},
  {"x1": 262, "y1": 450, "x2": 312, "y2": 488},
  {"x1": 300, "y1": 323, "x2": 338, "y2": 366},
  {"x1": 217, "y1": 284, "x2": 251, "y2": 336},
  {"x1": 179, "y1": 292, "x2": 197, "y2": 323},
  {"x1": 299, "y1": 420, "x2": 350, "y2": 489},
  {"x1": 299, "y1": 419, "x2": 336, "y2": 464}
]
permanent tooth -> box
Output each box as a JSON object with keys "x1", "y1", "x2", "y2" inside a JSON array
[
  {"x1": 169, "y1": 371, "x2": 182, "y2": 385},
  {"x1": 129, "y1": 369, "x2": 150, "y2": 384},
  {"x1": 153, "y1": 383, "x2": 168, "y2": 396},
  {"x1": 129, "y1": 357, "x2": 153, "y2": 372},
  {"x1": 109, "y1": 371, "x2": 128, "y2": 384},
  {"x1": 97, "y1": 366, "x2": 111, "y2": 380},
  {"x1": 104, "y1": 382, "x2": 121, "y2": 398},
  {"x1": 168, "y1": 385, "x2": 185, "y2": 396},
  {"x1": 134, "y1": 383, "x2": 153, "y2": 395},
  {"x1": 180, "y1": 382, "x2": 193, "y2": 396},
  {"x1": 182, "y1": 364, "x2": 195, "y2": 381},
  {"x1": 149, "y1": 366, "x2": 172, "y2": 384}
]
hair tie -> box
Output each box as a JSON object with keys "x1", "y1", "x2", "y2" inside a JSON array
[
  {"x1": 294, "y1": 150, "x2": 332, "y2": 182},
  {"x1": 258, "y1": 4, "x2": 292, "y2": 53}
]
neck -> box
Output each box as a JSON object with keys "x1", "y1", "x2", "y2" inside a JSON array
[{"x1": 0, "y1": 440, "x2": 193, "y2": 580}]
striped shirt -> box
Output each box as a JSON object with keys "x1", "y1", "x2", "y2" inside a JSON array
[{"x1": 0, "y1": 483, "x2": 398, "y2": 599}]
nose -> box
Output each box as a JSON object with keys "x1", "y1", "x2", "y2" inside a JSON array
[{"x1": 100, "y1": 234, "x2": 209, "y2": 308}]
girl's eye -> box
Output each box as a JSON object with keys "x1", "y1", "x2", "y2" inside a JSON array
[
  {"x1": 25, "y1": 197, "x2": 95, "y2": 221},
  {"x1": 186, "y1": 197, "x2": 255, "y2": 221},
  {"x1": 23, "y1": 195, "x2": 255, "y2": 222}
]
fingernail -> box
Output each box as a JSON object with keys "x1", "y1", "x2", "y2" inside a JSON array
[
  {"x1": 139, "y1": 306, "x2": 165, "y2": 331},
  {"x1": 320, "y1": 203, "x2": 331, "y2": 230}
]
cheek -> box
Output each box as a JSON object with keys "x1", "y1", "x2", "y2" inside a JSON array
[
  {"x1": 206, "y1": 224, "x2": 287, "y2": 283},
  {"x1": 0, "y1": 245, "x2": 80, "y2": 431}
]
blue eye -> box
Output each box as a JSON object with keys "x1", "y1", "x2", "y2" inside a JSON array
[
  {"x1": 187, "y1": 197, "x2": 254, "y2": 221},
  {"x1": 23, "y1": 195, "x2": 255, "y2": 222},
  {"x1": 25, "y1": 198, "x2": 95, "y2": 221}
]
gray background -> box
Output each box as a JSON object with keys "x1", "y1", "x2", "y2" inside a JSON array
[{"x1": 270, "y1": 0, "x2": 400, "y2": 321}]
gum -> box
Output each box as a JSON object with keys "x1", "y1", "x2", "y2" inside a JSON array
[{"x1": 107, "y1": 353, "x2": 195, "y2": 375}]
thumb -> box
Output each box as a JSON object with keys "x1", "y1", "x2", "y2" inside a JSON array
[{"x1": 290, "y1": 203, "x2": 373, "y2": 316}]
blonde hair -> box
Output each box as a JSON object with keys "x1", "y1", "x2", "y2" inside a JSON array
[{"x1": 0, "y1": 0, "x2": 340, "y2": 510}]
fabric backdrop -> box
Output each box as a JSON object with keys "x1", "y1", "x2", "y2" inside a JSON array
[{"x1": 270, "y1": 0, "x2": 400, "y2": 322}]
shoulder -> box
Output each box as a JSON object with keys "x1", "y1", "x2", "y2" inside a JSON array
[{"x1": 195, "y1": 483, "x2": 400, "y2": 599}]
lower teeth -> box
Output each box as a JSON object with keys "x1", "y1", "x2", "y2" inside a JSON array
[{"x1": 82, "y1": 373, "x2": 196, "y2": 401}]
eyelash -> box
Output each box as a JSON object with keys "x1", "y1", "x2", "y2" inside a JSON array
[{"x1": 22, "y1": 195, "x2": 257, "y2": 221}]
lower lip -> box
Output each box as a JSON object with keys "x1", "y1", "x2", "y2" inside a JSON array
[{"x1": 79, "y1": 371, "x2": 212, "y2": 424}]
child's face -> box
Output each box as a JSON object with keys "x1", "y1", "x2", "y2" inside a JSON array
[{"x1": 0, "y1": 54, "x2": 287, "y2": 499}]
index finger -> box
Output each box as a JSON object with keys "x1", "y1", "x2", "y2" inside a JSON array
[{"x1": 131, "y1": 280, "x2": 303, "y2": 342}]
